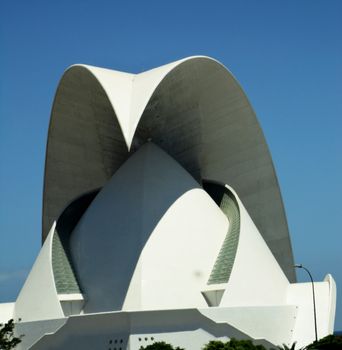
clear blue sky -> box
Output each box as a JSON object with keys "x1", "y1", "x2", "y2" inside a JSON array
[{"x1": 0, "y1": 0, "x2": 341, "y2": 331}]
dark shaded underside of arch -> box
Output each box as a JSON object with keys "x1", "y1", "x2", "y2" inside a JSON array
[{"x1": 43, "y1": 67, "x2": 129, "y2": 241}]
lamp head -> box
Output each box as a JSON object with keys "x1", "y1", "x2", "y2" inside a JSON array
[{"x1": 294, "y1": 264, "x2": 303, "y2": 268}]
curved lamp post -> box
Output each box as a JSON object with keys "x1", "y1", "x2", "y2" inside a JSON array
[{"x1": 294, "y1": 264, "x2": 318, "y2": 342}]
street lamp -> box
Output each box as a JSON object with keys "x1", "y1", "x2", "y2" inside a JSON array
[{"x1": 294, "y1": 264, "x2": 318, "y2": 342}]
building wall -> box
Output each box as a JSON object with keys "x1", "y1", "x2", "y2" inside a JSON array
[
  {"x1": 124, "y1": 187, "x2": 228, "y2": 310},
  {"x1": 27, "y1": 309, "x2": 274, "y2": 350},
  {"x1": 69, "y1": 143, "x2": 228, "y2": 313},
  {"x1": 0, "y1": 302, "x2": 14, "y2": 323},
  {"x1": 14, "y1": 223, "x2": 64, "y2": 322},
  {"x1": 220, "y1": 186, "x2": 289, "y2": 307},
  {"x1": 287, "y1": 277, "x2": 336, "y2": 347},
  {"x1": 15, "y1": 318, "x2": 66, "y2": 350}
]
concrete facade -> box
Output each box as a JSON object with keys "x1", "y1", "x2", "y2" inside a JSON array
[{"x1": 0, "y1": 57, "x2": 337, "y2": 350}]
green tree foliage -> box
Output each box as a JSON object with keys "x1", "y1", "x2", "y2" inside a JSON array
[
  {"x1": 0, "y1": 319, "x2": 21, "y2": 350},
  {"x1": 276, "y1": 342, "x2": 302, "y2": 350},
  {"x1": 305, "y1": 334, "x2": 342, "y2": 349},
  {"x1": 140, "y1": 341, "x2": 185, "y2": 350},
  {"x1": 203, "y1": 338, "x2": 267, "y2": 350}
]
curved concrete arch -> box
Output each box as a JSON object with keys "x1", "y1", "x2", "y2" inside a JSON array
[
  {"x1": 43, "y1": 65, "x2": 130, "y2": 240},
  {"x1": 43, "y1": 56, "x2": 295, "y2": 281},
  {"x1": 131, "y1": 57, "x2": 295, "y2": 282}
]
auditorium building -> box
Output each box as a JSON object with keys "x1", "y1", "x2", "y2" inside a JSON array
[{"x1": 0, "y1": 56, "x2": 336, "y2": 349}]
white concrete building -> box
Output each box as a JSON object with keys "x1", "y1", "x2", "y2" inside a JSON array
[{"x1": 0, "y1": 56, "x2": 336, "y2": 349}]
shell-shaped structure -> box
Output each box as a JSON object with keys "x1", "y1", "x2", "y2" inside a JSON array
[
  {"x1": 6, "y1": 57, "x2": 337, "y2": 350},
  {"x1": 43, "y1": 56, "x2": 295, "y2": 282}
]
